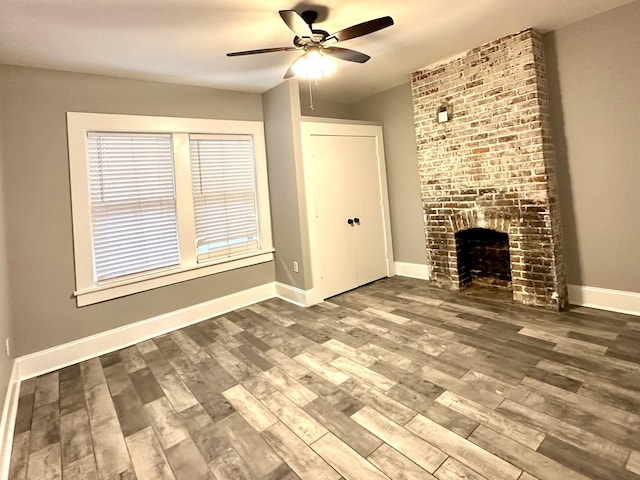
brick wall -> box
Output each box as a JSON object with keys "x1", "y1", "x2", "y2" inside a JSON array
[{"x1": 411, "y1": 29, "x2": 567, "y2": 310}]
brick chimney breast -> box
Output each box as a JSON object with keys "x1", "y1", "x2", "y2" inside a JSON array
[{"x1": 411, "y1": 29, "x2": 567, "y2": 310}]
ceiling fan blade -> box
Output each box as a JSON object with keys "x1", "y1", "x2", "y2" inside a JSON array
[
  {"x1": 327, "y1": 16, "x2": 394, "y2": 43},
  {"x1": 323, "y1": 47, "x2": 370, "y2": 63},
  {"x1": 227, "y1": 47, "x2": 299, "y2": 57},
  {"x1": 279, "y1": 10, "x2": 312, "y2": 38}
]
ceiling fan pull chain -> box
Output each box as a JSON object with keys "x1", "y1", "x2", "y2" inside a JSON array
[{"x1": 308, "y1": 77, "x2": 314, "y2": 110}]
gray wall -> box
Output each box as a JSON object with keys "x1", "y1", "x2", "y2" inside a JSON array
[
  {"x1": 0, "y1": 111, "x2": 14, "y2": 413},
  {"x1": 262, "y1": 81, "x2": 312, "y2": 290},
  {"x1": 544, "y1": 2, "x2": 640, "y2": 292},
  {"x1": 299, "y1": 84, "x2": 354, "y2": 118},
  {"x1": 0, "y1": 65, "x2": 275, "y2": 356},
  {"x1": 349, "y1": 83, "x2": 426, "y2": 265}
]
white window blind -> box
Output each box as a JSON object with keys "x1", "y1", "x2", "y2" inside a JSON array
[
  {"x1": 189, "y1": 134, "x2": 260, "y2": 262},
  {"x1": 87, "y1": 132, "x2": 180, "y2": 282}
]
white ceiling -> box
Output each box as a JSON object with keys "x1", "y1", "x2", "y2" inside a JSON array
[{"x1": 0, "y1": 0, "x2": 633, "y2": 103}]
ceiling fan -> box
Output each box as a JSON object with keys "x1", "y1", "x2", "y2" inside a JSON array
[{"x1": 227, "y1": 9, "x2": 394, "y2": 79}]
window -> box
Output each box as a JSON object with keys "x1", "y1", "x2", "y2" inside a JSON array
[
  {"x1": 88, "y1": 133, "x2": 180, "y2": 281},
  {"x1": 189, "y1": 135, "x2": 260, "y2": 261},
  {"x1": 67, "y1": 113, "x2": 273, "y2": 306}
]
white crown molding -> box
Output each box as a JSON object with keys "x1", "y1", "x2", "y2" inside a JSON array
[{"x1": 568, "y1": 284, "x2": 640, "y2": 316}]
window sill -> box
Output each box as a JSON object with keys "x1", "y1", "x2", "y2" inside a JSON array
[{"x1": 74, "y1": 250, "x2": 274, "y2": 307}]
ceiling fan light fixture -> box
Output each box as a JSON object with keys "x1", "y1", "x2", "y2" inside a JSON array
[{"x1": 292, "y1": 49, "x2": 336, "y2": 79}]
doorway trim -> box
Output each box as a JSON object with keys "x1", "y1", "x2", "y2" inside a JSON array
[{"x1": 300, "y1": 121, "x2": 395, "y2": 304}]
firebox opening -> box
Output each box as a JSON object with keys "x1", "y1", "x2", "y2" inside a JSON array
[{"x1": 455, "y1": 228, "x2": 512, "y2": 292}]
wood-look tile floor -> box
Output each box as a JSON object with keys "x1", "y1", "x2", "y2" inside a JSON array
[{"x1": 8, "y1": 277, "x2": 640, "y2": 480}]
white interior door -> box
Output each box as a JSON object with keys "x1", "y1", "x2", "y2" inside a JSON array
[
  {"x1": 310, "y1": 133, "x2": 388, "y2": 299},
  {"x1": 347, "y1": 136, "x2": 388, "y2": 286}
]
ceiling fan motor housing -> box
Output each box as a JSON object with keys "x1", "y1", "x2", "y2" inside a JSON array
[
  {"x1": 293, "y1": 10, "x2": 328, "y2": 46},
  {"x1": 294, "y1": 30, "x2": 329, "y2": 47},
  {"x1": 300, "y1": 10, "x2": 319, "y2": 26}
]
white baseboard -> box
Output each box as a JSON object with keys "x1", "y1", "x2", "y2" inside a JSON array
[
  {"x1": 394, "y1": 261, "x2": 430, "y2": 280},
  {"x1": 0, "y1": 361, "x2": 19, "y2": 480},
  {"x1": 275, "y1": 282, "x2": 316, "y2": 307},
  {"x1": 568, "y1": 284, "x2": 640, "y2": 316},
  {"x1": 392, "y1": 267, "x2": 639, "y2": 316},
  {"x1": 17, "y1": 282, "x2": 276, "y2": 380}
]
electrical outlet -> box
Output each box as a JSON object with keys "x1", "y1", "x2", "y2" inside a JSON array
[
  {"x1": 5, "y1": 338, "x2": 9, "y2": 358},
  {"x1": 293, "y1": 261, "x2": 299, "y2": 273}
]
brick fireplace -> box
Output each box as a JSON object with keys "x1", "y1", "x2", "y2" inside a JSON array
[{"x1": 411, "y1": 29, "x2": 567, "y2": 310}]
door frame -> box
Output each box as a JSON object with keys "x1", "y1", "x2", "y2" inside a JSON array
[{"x1": 300, "y1": 121, "x2": 395, "y2": 304}]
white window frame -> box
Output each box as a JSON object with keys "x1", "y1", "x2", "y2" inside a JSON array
[{"x1": 67, "y1": 112, "x2": 273, "y2": 306}]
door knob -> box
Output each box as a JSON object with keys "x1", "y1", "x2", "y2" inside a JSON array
[
  {"x1": 347, "y1": 218, "x2": 354, "y2": 225},
  {"x1": 354, "y1": 217, "x2": 360, "y2": 225}
]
